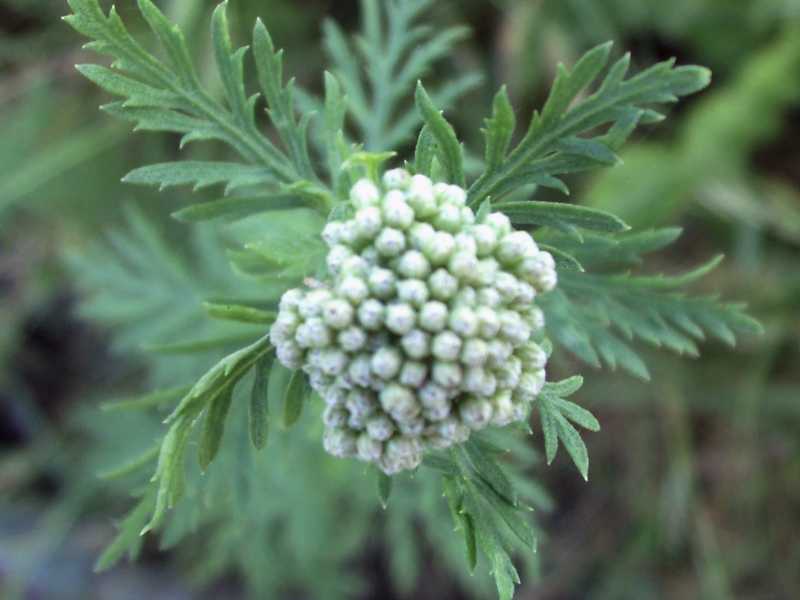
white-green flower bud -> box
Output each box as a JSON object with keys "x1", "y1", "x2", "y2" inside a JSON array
[
  {"x1": 398, "y1": 417, "x2": 425, "y2": 437},
  {"x1": 348, "y1": 354, "x2": 373, "y2": 388},
  {"x1": 461, "y1": 338, "x2": 489, "y2": 366},
  {"x1": 476, "y1": 286, "x2": 502, "y2": 308},
  {"x1": 350, "y1": 178, "x2": 380, "y2": 207},
  {"x1": 428, "y1": 269, "x2": 458, "y2": 301},
  {"x1": 423, "y1": 231, "x2": 455, "y2": 265},
  {"x1": 472, "y1": 224, "x2": 497, "y2": 256},
  {"x1": 432, "y1": 361, "x2": 462, "y2": 388},
  {"x1": 322, "y1": 298, "x2": 354, "y2": 329},
  {"x1": 357, "y1": 299, "x2": 385, "y2": 330},
  {"x1": 487, "y1": 339, "x2": 513, "y2": 365},
  {"x1": 299, "y1": 289, "x2": 331, "y2": 319},
  {"x1": 453, "y1": 286, "x2": 477, "y2": 307},
  {"x1": 380, "y1": 384, "x2": 419, "y2": 422},
  {"x1": 517, "y1": 369, "x2": 545, "y2": 400},
  {"x1": 419, "y1": 300, "x2": 449, "y2": 332},
  {"x1": 495, "y1": 272, "x2": 520, "y2": 302},
  {"x1": 323, "y1": 405, "x2": 348, "y2": 428},
  {"x1": 449, "y1": 251, "x2": 478, "y2": 280},
  {"x1": 385, "y1": 303, "x2": 416, "y2": 335},
  {"x1": 380, "y1": 436, "x2": 422, "y2": 474},
  {"x1": 371, "y1": 346, "x2": 403, "y2": 379},
  {"x1": 496, "y1": 231, "x2": 536, "y2": 265},
  {"x1": 375, "y1": 227, "x2": 406, "y2": 257},
  {"x1": 366, "y1": 414, "x2": 394, "y2": 441},
  {"x1": 337, "y1": 220, "x2": 360, "y2": 247},
  {"x1": 474, "y1": 259, "x2": 499, "y2": 286},
  {"x1": 401, "y1": 330, "x2": 430, "y2": 360},
  {"x1": 419, "y1": 382, "x2": 447, "y2": 408},
  {"x1": 408, "y1": 222, "x2": 436, "y2": 250},
  {"x1": 397, "y1": 279, "x2": 429, "y2": 307},
  {"x1": 422, "y1": 402, "x2": 451, "y2": 422},
  {"x1": 408, "y1": 175, "x2": 435, "y2": 214},
  {"x1": 397, "y1": 250, "x2": 431, "y2": 279},
  {"x1": 357, "y1": 433, "x2": 383, "y2": 462},
  {"x1": 490, "y1": 391, "x2": 516, "y2": 427},
  {"x1": 341, "y1": 255, "x2": 369, "y2": 277},
  {"x1": 383, "y1": 168, "x2": 411, "y2": 190},
  {"x1": 323, "y1": 386, "x2": 347, "y2": 407},
  {"x1": 345, "y1": 389, "x2": 376, "y2": 419},
  {"x1": 454, "y1": 232, "x2": 477, "y2": 255},
  {"x1": 338, "y1": 276, "x2": 369, "y2": 304},
  {"x1": 518, "y1": 342, "x2": 547, "y2": 369},
  {"x1": 276, "y1": 341, "x2": 303, "y2": 369},
  {"x1": 459, "y1": 397, "x2": 493, "y2": 430},
  {"x1": 460, "y1": 207, "x2": 475, "y2": 226},
  {"x1": 436, "y1": 417, "x2": 470, "y2": 444},
  {"x1": 449, "y1": 306, "x2": 479, "y2": 338},
  {"x1": 485, "y1": 212, "x2": 511, "y2": 236},
  {"x1": 522, "y1": 306, "x2": 545, "y2": 332},
  {"x1": 476, "y1": 306, "x2": 500, "y2": 338},
  {"x1": 432, "y1": 331, "x2": 462, "y2": 361},
  {"x1": 324, "y1": 427, "x2": 358, "y2": 458},
  {"x1": 361, "y1": 246, "x2": 379, "y2": 265},
  {"x1": 494, "y1": 356, "x2": 522, "y2": 389},
  {"x1": 382, "y1": 190, "x2": 415, "y2": 229},
  {"x1": 319, "y1": 349, "x2": 348, "y2": 376},
  {"x1": 368, "y1": 268, "x2": 396, "y2": 299},
  {"x1": 354, "y1": 206, "x2": 383, "y2": 239},
  {"x1": 295, "y1": 318, "x2": 331, "y2": 348},
  {"x1": 441, "y1": 184, "x2": 467, "y2": 206},
  {"x1": 434, "y1": 203, "x2": 464, "y2": 232},
  {"x1": 279, "y1": 288, "x2": 305, "y2": 313},
  {"x1": 326, "y1": 244, "x2": 353, "y2": 275},
  {"x1": 322, "y1": 222, "x2": 344, "y2": 246},
  {"x1": 399, "y1": 360, "x2": 428, "y2": 387}
]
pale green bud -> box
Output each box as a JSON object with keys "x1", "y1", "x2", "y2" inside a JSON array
[
  {"x1": 432, "y1": 361, "x2": 462, "y2": 388},
  {"x1": 382, "y1": 190, "x2": 415, "y2": 229},
  {"x1": 399, "y1": 360, "x2": 428, "y2": 387},
  {"x1": 350, "y1": 178, "x2": 380, "y2": 207},
  {"x1": 380, "y1": 384, "x2": 420, "y2": 422},
  {"x1": 397, "y1": 279, "x2": 430, "y2": 307},
  {"x1": 323, "y1": 427, "x2": 358, "y2": 458},
  {"x1": 449, "y1": 306, "x2": 479, "y2": 338},
  {"x1": 375, "y1": 227, "x2": 406, "y2": 257},
  {"x1": 459, "y1": 397, "x2": 493, "y2": 430},
  {"x1": 368, "y1": 268, "x2": 397, "y2": 299},
  {"x1": 322, "y1": 298, "x2": 354, "y2": 329},
  {"x1": 366, "y1": 414, "x2": 395, "y2": 441},
  {"x1": 385, "y1": 303, "x2": 416, "y2": 335},
  {"x1": 371, "y1": 346, "x2": 403, "y2": 379},
  {"x1": 401, "y1": 329, "x2": 430, "y2": 360},
  {"x1": 383, "y1": 168, "x2": 411, "y2": 190},
  {"x1": 357, "y1": 299, "x2": 385, "y2": 330},
  {"x1": 357, "y1": 433, "x2": 383, "y2": 462},
  {"x1": 428, "y1": 269, "x2": 458, "y2": 300},
  {"x1": 432, "y1": 331, "x2": 462, "y2": 361},
  {"x1": 354, "y1": 206, "x2": 383, "y2": 238},
  {"x1": 337, "y1": 276, "x2": 369, "y2": 304}
]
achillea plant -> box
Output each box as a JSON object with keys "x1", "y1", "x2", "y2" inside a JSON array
[{"x1": 65, "y1": 0, "x2": 761, "y2": 597}]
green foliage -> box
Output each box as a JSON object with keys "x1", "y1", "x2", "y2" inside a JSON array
[{"x1": 63, "y1": 1, "x2": 763, "y2": 598}]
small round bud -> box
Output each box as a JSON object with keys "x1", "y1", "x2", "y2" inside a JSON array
[
  {"x1": 397, "y1": 279, "x2": 430, "y2": 307},
  {"x1": 459, "y1": 397, "x2": 493, "y2": 430},
  {"x1": 357, "y1": 299, "x2": 385, "y2": 330},
  {"x1": 299, "y1": 289, "x2": 331, "y2": 319},
  {"x1": 399, "y1": 360, "x2": 428, "y2": 387},
  {"x1": 385, "y1": 303, "x2": 416, "y2": 335},
  {"x1": 371, "y1": 346, "x2": 403, "y2": 380},
  {"x1": 276, "y1": 341, "x2": 303, "y2": 369},
  {"x1": 449, "y1": 306, "x2": 479, "y2": 338},
  {"x1": 472, "y1": 224, "x2": 497, "y2": 256},
  {"x1": 279, "y1": 288, "x2": 305, "y2": 313},
  {"x1": 350, "y1": 178, "x2": 380, "y2": 207},
  {"x1": 432, "y1": 361, "x2": 462, "y2": 388},
  {"x1": 485, "y1": 212, "x2": 511, "y2": 235},
  {"x1": 448, "y1": 251, "x2": 478, "y2": 280},
  {"x1": 408, "y1": 222, "x2": 436, "y2": 250},
  {"x1": 401, "y1": 329, "x2": 430, "y2": 359},
  {"x1": 442, "y1": 184, "x2": 467, "y2": 206},
  {"x1": 518, "y1": 342, "x2": 547, "y2": 369},
  {"x1": 366, "y1": 414, "x2": 395, "y2": 441},
  {"x1": 323, "y1": 405, "x2": 348, "y2": 428},
  {"x1": 295, "y1": 318, "x2": 331, "y2": 349},
  {"x1": 347, "y1": 354, "x2": 373, "y2": 388},
  {"x1": 354, "y1": 206, "x2": 383, "y2": 239},
  {"x1": 476, "y1": 286, "x2": 502, "y2": 308},
  {"x1": 375, "y1": 227, "x2": 407, "y2": 257},
  {"x1": 357, "y1": 433, "x2": 383, "y2": 462},
  {"x1": 324, "y1": 427, "x2": 358, "y2": 458},
  {"x1": 380, "y1": 436, "x2": 422, "y2": 474},
  {"x1": 319, "y1": 349, "x2": 348, "y2": 376},
  {"x1": 321, "y1": 222, "x2": 343, "y2": 246},
  {"x1": 428, "y1": 269, "x2": 459, "y2": 301},
  {"x1": 337, "y1": 276, "x2": 369, "y2": 305},
  {"x1": 487, "y1": 339, "x2": 513, "y2": 365},
  {"x1": 517, "y1": 369, "x2": 545, "y2": 400},
  {"x1": 436, "y1": 417, "x2": 470, "y2": 444},
  {"x1": 383, "y1": 168, "x2": 411, "y2": 190},
  {"x1": 337, "y1": 326, "x2": 367, "y2": 352},
  {"x1": 322, "y1": 299, "x2": 354, "y2": 329},
  {"x1": 380, "y1": 385, "x2": 420, "y2": 422},
  {"x1": 432, "y1": 331, "x2": 462, "y2": 361},
  {"x1": 461, "y1": 338, "x2": 489, "y2": 366},
  {"x1": 368, "y1": 268, "x2": 397, "y2": 299},
  {"x1": 423, "y1": 231, "x2": 455, "y2": 265},
  {"x1": 434, "y1": 203, "x2": 463, "y2": 232},
  {"x1": 419, "y1": 382, "x2": 448, "y2": 409},
  {"x1": 397, "y1": 250, "x2": 431, "y2": 279},
  {"x1": 476, "y1": 306, "x2": 501, "y2": 338},
  {"x1": 326, "y1": 244, "x2": 353, "y2": 275},
  {"x1": 419, "y1": 301, "x2": 449, "y2": 332},
  {"x1": 496, "y1": 231, "x2": 536, "y2": 265},
  {"x1": 382, "y1": 190, "x2": 415, "y2": 229}
]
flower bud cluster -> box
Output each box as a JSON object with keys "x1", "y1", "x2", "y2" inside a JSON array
[{"x1": 270, "y1": 170, "x2": 556, "y2": 474}]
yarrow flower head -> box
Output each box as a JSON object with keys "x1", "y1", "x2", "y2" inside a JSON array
[{"x1": 270, "y1": 171, "x2": 557, "y2": 474}]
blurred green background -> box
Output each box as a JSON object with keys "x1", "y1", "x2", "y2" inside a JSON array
[{"x1": 1, "y1": 1, "x2": 799, "y2": 598}]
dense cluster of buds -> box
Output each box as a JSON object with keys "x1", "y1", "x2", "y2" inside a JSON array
[{"x1": 270, "y1": 170, "x2": 557, "y2": 474}]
